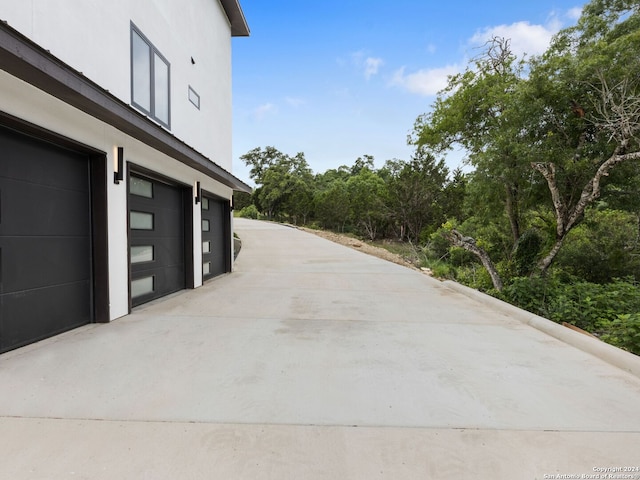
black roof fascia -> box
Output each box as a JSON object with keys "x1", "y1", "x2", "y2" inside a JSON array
[
  {"x1": 220, "y1": 0, "x2": 250, "y2": 37},
  {"x1": 0, "y1": 21, "x2": 252, "y2": 193}
]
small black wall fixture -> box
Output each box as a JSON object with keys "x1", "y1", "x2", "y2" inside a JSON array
[
  {"x1": 195, "y1": 181, "x2": 201, "y2": 204},
  {"x1": 114, "y1": 147, "x2": 124, "y2": 184}
]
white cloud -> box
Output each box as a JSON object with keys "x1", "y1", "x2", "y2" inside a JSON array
[
  {"x1": 390, "y1": 8, "x2": 580, "y2": 97},
  {"x1": 252, "y1": 102, "x2": 276, "y2": 120},
  {"x1": 390, "y1": 64, "x2": 460, "y2": 97},
  {"x1": 469, "y1": 20, "x2": 561, "y2": 59},
  {"x1": 364, "y1": 57, "x2": 384, "y2": 79}
]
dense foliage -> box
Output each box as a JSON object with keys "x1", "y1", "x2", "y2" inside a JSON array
[{"x1": 235, "y1": 0, "x2": 640, "y2": 355}]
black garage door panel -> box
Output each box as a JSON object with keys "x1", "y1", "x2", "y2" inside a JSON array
[
  {"x1": 1, "y1": 177, "x2": 90, "y2": 236},
  {"x1": 0, "y1": 126, "x2": 92, "y2": 353},
  {"x1": 1, "y1": 282, "x2": 91, "y2": 350},
  {"x1": 1, "y1": 237, "x2": 91, "y2": 293},
  {"x1": 202, "y1": 195, "x2": 229, "y2": 281},
  {"x1": 130, "y1": 174, "x2": 185, "y2": 307},
  {"x1": 0, "y1": 132, "x2": 90, "y2": 191}
]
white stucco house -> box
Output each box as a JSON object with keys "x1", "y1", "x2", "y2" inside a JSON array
[{"x1": 0, "y1": 1, "x2": 251, "y2": 353}]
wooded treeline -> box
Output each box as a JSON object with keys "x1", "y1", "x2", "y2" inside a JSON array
[{"x1": 234, "y1": 0, "x2": 640, "y2": 354}]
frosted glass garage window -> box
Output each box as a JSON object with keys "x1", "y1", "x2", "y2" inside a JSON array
[
  {"x1": 131, "y1": 276, "x2": 154, "y2": 298},
  {"x1": 201, "y1": 197, "x2": 209, "y2": 210},
  {"x1": 203, "y1": 262, "x2": 211, "y2": 275},
  {"x1": 203, "y1": 241, "x2": 211, "y2": 253},
  {"x1": 131, "y1": 245, "x2": 154, "y2": 264},
  {"x1": 202, "y1": 219, "x2": 210, "y2": 232},
  {"x1": 130, "y1": 177, "x2": 153, "y2": 198},
  {"x1": 130, "y1": 211, "x2": 154, "y2": 230}
]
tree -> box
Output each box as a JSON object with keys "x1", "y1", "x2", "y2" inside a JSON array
[
  {"x1": 412, "y1": 0, "x2": 640, "y2": 283},
  {"x1": 241, "y1": 146, "x2": 287, "y2": 185},
  {"x1": 524, "y1": 0, "x2": 640, "y2": 272},
  {"x1": 241, "y1": 147, "x2": 314, "y2": 221},
  {"x1": 411, "y1": 37, "x2": 538, "y2": 247},
  {"x1": 315, "y1": 179, "x2": 351, "y2": 231},
  {"x1": 382, "y1": 148, "x2": 448, "y2": 242},
  {"x1": 347, "y1": 167, "x2": 387, "y2": 240},
  {"x1": 440, "y1": 168, "x2": 468, "y2": 223}
]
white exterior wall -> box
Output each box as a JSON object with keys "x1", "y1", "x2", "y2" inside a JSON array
[
  {"x1": 0, "y1": 70, "x2": 233, "y2": 319},
  {"x1": 0, "y1": 0, "x2": 233, "y2": 169}
]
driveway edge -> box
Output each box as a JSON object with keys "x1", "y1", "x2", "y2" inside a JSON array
[{"x1": 443, "y1": 280, "x2": 640, "y2": 379}]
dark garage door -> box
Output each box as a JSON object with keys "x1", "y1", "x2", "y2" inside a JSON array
[
  {"x1": 201, "y1": 194, "x2": 230, "y2": 281},
  {"x1": 0, "y1": 126, "x2": 92, "y2": 353},
  {"x1": 129, "y1": 173, "x2": 186, "y2": 307}
]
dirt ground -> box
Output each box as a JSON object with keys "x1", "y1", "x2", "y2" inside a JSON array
[{"x1": 298, "y1": 227, "x2": 422, "y2": 272}]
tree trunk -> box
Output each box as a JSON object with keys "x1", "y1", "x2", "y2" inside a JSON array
[
  {"x1": 537, "y1": 236, "x2": 566, "y2": 274},
  {"x1": 447, "y1": 229, "x2": 503, "y2": 291},
  {"x1": 531, "y1": 147, "x2": 640, "y2": 274},
  {"x1": 505, "y1": 183, "x2": 521, "y2": 245}
]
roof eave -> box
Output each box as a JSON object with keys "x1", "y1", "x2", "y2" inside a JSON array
[
  {"x1": 0, "y1": 21, "x2": 252, "y2": 194},
  {"x1": 220, "y1": 0, "x2": 250, "y2": 37}
]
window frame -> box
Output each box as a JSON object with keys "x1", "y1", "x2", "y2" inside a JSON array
[
  {"x1": 130, "y1": 23, "x2": 171, "y2": 129},
  {"x1": 188, "y1": 86, "x2": 201, "y2": 110}
]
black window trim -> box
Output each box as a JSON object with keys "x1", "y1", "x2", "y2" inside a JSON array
[{"x1": 130, "y1": 22, "x2": 171, "y2": 130}]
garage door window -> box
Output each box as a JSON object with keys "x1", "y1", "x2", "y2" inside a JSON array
[
  {"x1": 130, "y1": 211, "x2": 154, "y2": 230},
  {"x1": 131, "y1": 276, "x2": 154, "y2": 298},
  {"x1": 131, "y1": 245, "x2": 154, "y2": 264},
  {"x1": 130, "y1": 177, "x2": 153, "y2": 198}
]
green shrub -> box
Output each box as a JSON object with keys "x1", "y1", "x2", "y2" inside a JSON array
[
  {"x1": 455, "y1": 264, "x2": 494, "y2": 292},
  {"x1": 238, "y1": 204, "x2": 259, "y2": 219},
  {"x1": 420, "y1": 258, "x2": 455, "y2": 279},
  {"x1": 499, "y1": 277, "x2": 640, "y2": 354},
  {"x1": 601, "y1": 313, "x2": 640, "y2": 356}
]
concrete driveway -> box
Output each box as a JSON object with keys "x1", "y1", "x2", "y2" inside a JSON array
[{"x1": 1, "y1": 218, "x2": 639, "y2": 479}]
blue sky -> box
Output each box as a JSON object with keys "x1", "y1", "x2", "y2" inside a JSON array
[{"x1": 231, "y1": 1, "x2": 585, "y2": 185}]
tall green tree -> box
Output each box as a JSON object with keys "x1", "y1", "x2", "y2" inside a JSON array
[
  {"x1": 347, "y1": 167, "x2": 387, "y2": 240},
  {"x1": 412, "y1": 0, "x2": 640, "y2": 286},
  {"x1": 382, "y1": 147, "x2": 448, "y2": 242},
  {"x1": 241, "y1": 147, "x2": 314, "y2": 221},
  {"x1": 411, "y1": 37, "x2": 538, "y2": 247},
  {"x1": 524, "y1": 0, "x2": 640, "y2": 272},
  {"x1": 315, "y1": 179, "x2": 351, "y2": 231}
]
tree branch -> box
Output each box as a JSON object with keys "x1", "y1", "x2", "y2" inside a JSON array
[
  {"x1": 446, "y1": 229, "x2": 503, "y2": 291},
  {"x1": 531, "y1": 162, "x2": 567, "y2": 238}
]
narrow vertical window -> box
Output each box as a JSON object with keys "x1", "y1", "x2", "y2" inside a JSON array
[
  {"x1": 131, "y1": 23, "x2": 170, "y2": 129},
  {"x1": 154, "y1": 53, "x2": 170, "y2": 124},
  {"x1": 131, "y1": 30, "x2": 151, "y2": 111},
  {"x1": 189, "y1": 86, "x2": 200, "y2": 109}
]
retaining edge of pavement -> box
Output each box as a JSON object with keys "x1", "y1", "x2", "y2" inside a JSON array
[{"x1": 443, "y1": 280, "x2": 640, "y2": 379}]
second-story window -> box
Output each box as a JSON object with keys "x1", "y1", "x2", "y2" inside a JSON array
[{"x1": 131, "y1": 23, "x2": 170, "y2": 129}]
